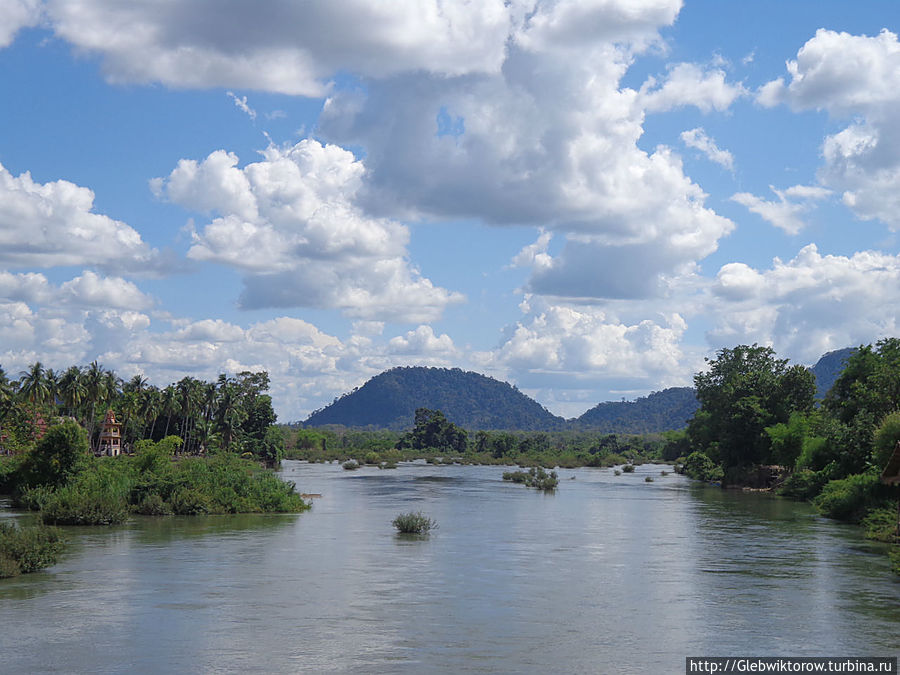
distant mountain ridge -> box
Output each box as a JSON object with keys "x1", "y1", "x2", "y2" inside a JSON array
[
  {"x1": 810, "y1": 347, "x2": 855, "y2": 399},
  {"x1": 574, "y1": 387, "x2": 699, "y2": 433},
  {"x1": 304, "y1": 367, "x2": 565, "y2": 431},
  {"x1": 303, "y1": 350, "x2": 855, "y2": 432}
]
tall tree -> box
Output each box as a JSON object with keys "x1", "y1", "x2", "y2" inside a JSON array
[
  {"x1": 689, "y1": 345, "x2": 816, "y2": 470},
  {"x1": 19, "y1": 362, "x2": 50, "y2": 439}
]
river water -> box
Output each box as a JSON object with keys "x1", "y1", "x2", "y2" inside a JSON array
[{"x1": 1, "y1": 461, "x2": 898, "y2": 673}]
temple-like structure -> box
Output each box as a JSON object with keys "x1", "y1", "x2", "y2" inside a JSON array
[{"x1": 98, "y1": 409, "x2": 123, "y2": 457}]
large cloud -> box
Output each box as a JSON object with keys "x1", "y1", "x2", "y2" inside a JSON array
[
  {"x1": 709, "y1": 244, "x2": 900, "y2": 362},
  {"x1": 153, "y1": 140, "x2": 463, "y2": 322},
  {"x1": 318, "y1": 2, "x2": 734, "y2": 301},
  {"x1": 759, "y1": 29, "x2": 900, "y2": 229},
  {"x1": 44, "y1": 0, "x2": 514, "y2": 95},
  {"x1": 0, "y1": 162, "x2": 168, "y2": 274}
]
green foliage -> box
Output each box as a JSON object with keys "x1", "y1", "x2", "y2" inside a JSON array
[
  {"x1": 689, "y1": 345, "x2": 815, "y2": 471},
  {"x1": 342, "y1": 460, "x2": 359, "y2": 470},
  {"x1": 861, "y1": 508, "x2": 898, "y2": 543},
  {"x1": 824, "y1": 341, "x2": 899, "y2": 424},
  {"x1": 889, "y1": 547, "x2": 900, "y2": 576},
  {"x1": 392, "y1": 511, "x2": 437, "y2": 534},
  {"x1": 0, "y1": 454, "x2": 25, "y2": 494},
  {"x1": 135, "y1": 493, "x2": 173, "y2": 516},
  {"x1": 0, "y1": 521, "x2": 65, "y2": 578},
  {"x1": 502, "y1": 466, "x2": 558, "y2": 490},
  {"x1": 765, "y1": 413, "x2": 811, "y2": 468},
  {"x1": 812, "y1": 472, "x2": 889, "y2": 522},
  {"x1": 24, "y1": 420, "x2": 91, "y2": 488},
  {"x1": 621, "y1": 464, "x2": 635, "y2": 473},
  {"x1": 873, "y1": 411, "x2": 900, "y2": 471},
  {"x1": 41, "y1": 463, "x2": 131, "y2": 525},
  {"x1": 777, "y1": 469, "x2": 829, "y2": 501},
  {"x1": 399, "y1": 408, "x2": 468, "y2": 454},
  {"x1": 681, "y1": 451, "x2": 723, "y2": 482},
  {"x1": 660, "y1": 429, "x2": 691, "y2": 461}
]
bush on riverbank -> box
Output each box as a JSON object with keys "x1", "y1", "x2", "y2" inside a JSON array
[
  {"x1": 0, "y1": 521, "x2": 65, "y2": 578},
  {"x1": 812, "y1": 472, "x2": 890, "y2": 523},
  {"x1": 392, "y1": 512, "x2": 437, "y2": 534}
]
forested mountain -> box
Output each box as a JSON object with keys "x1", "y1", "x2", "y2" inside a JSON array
[
  {"x1": 811, "y1": 347, "x2": 855, "y2": 399},
  {"x1": 303, "y1": 367, "x2": 565, "y2": 431},
  {"x1": 573, "y1": 387, "x2": 699, "y2": 433}
]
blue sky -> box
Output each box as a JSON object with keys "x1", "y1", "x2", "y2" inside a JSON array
[{"x1": 1, "y1": 0, "x2": 899, "y2": 421}]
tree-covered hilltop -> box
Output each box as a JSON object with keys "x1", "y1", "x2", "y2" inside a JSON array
[
  {"x1": 574, "y1": 387, "x2": 699, "y2": 433},
  {"x1": 303, "y1": 367, "x2": 566, "y2": 431}
]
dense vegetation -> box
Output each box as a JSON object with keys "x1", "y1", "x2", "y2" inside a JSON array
[
  {"x1": 0, "y1": 362, "x2": 309, "y2": 534},
  {"x1": 1, "y1": 422, "x2": 308, "y2": 526},
  {"x1": 304, "y1": 367, "x2": 566, "y2": 430},
  {"x1": 680, "y1": 341, "x2": 899, "y2": 574},
  {"x1": 0, "y1": 361, "x2": 283, "y2": 466},
  {"x1": 575, "y1": 387, "x2": 699, "y2": 433},
  {"x1": 287, "y1": 409, "x2": 673, "y2": 469},
  {"x1": 0, "y1": 521, "x2": 65, "y2": 578}
]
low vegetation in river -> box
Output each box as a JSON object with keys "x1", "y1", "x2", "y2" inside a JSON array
[
  {"x1": 0, "y1": 521, "x2": 65, "y2": 578},
  {"x1": 502, "y1": 467, "x2": 558, "y2": 491},
  {"x1": 392, "y1": 512, "x2": 437, "y2": 534}
]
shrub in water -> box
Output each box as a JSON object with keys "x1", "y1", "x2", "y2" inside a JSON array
[
  {"x1": 621, "y1": 464, "x2": 635, "y2": 473},
  {"x1": 502, "y1": 467, "x2": 558, "y2": 491},
  {"x1": 0, "y1": 521, "x2": 65, "y2": 578},
  {"x1": 645, "y1": 476, "x2": 654, "y2": 482},
  {"x1": 342, "y1": 460, "x2": 359, "y2": 470},
  {"x1": 393, "y1": 512, "x2": 437, "y2": 534}
]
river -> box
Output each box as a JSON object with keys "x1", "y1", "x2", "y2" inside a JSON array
[{"x1": 1, "y1": 461, "x2": 898, "y2": 673}]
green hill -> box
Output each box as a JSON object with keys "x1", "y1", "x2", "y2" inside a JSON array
[
  {"x1": 573, "y1": 387, "x2": 699, "y2": 433},
  {"x1": 810, "y1": 347, "x2": 855, "y2": 399},
  {"x1": 303, "y1": 367, "x2": 565, "y2": 431}
]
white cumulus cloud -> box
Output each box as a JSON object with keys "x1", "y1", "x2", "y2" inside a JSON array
[
  {"x1": 0, "y1": 162, "x2": 167, "y2": 274},
  {"x1": 154, "y1": 140, "x2": 463, "y2": 321},
  {"x1": 731, "y1": 184, "x2": 831, "y2": 234},
  {"x1": 759, "y1": 28, "x2": 900, "y2": 229},
  {"x1": 680, "y1": 127, "x2": 734, "y2": 170}
]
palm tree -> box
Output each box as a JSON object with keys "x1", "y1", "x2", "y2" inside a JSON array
[
  {"x1": 139, "y1": 386, "x2": 161, "y2": 440},
  {"x1": 19, "y1": 361, "x2": 49, "y2": 439},
  {"x1": 44, "y1": 368, "x2": 61, "y2": 415},
  {"x1": 216, "y1": 382, "x2": 246, "y2": 452},
  {"x1": 59, "y1": 365, "x2": 85, "y2": 419},
  {"x1": 83, "y1": 361, "x2": 105, "y2": 450},
  {"x1": 161, "y1": 386, "x2": 178, "y2": 438},
  {"x1": 0, "y1": 367, "x2": 15, "y2": 454}
]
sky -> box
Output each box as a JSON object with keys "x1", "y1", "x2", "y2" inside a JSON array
[{"x1": 1, "y1": 0, "x2": 899, "y2": 422}]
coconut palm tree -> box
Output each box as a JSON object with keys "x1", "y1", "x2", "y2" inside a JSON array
[
  {"x1": 19, "y1": 362, "x2": 49, "y2": 439},
  {"x1": 59, "y1": 365, "x2": 85, "y2": 419},
  {"x1": 83, "y1": 361, "x2": 105, "y2": 450}
]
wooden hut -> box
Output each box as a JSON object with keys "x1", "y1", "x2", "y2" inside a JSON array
[{"x1": 98, "y1": 409, "x2": 123, "y2": 457}]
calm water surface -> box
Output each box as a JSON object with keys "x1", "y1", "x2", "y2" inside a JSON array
[{"x1": 1, "y1": 461, "x2": 898, "y2": 673}]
